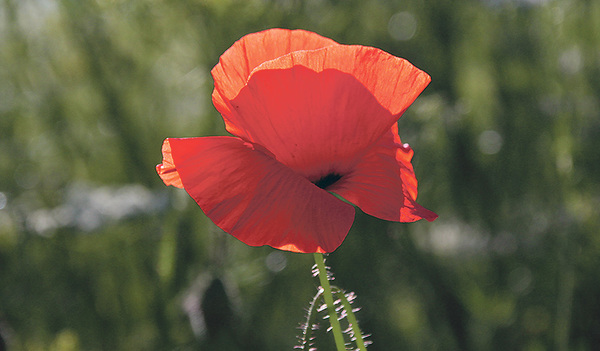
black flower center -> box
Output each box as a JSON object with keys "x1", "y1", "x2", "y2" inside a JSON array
[{"x1": 313, "y1": 173, "x2": 343, "y2": 190}]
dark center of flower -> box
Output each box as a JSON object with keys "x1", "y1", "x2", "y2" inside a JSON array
[{"x1": 313, "y1": 173, "x2": 343, "y2": 190}]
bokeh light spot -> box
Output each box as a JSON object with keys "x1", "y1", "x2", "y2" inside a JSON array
[
  {"x1": 265, "y1": 251, "x2": 287, "y2": 273},
  {"x1": 0, "y1": 192, "x2": 6, "y2": 210},
  {"x1": 478, "y1": 130, "x2": 503, "y2": 155},
  {"x1": 388, "y1": 12, "x2": 417, "y2": 41}
]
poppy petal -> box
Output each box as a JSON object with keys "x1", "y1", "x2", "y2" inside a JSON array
[
  {"x1": 328, "y1": 124, "x2": 438, "y2": 223},
  {"x1": 253, "y1": 44, "x2": 431, "y2": 116},
  {"x1": 156, "y1": 139, "x2": 184, "y2": 188},
  {"x1": 219, "y1": 45, "x2": 430, "y2": 181},
  {"x1": 160, "y1": 137, "x2": 356, "y2": 253},
  {"x1": 211, "y1": 28, "x2": 338, "y2": 136}
]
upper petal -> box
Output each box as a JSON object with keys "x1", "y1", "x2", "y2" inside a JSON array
[
  {"x1": 211, "y1": 28, "x2": 338, "y2": 135},
  {"x1": 218, "y1": 45, "x2": 430, "y2": 181},
  {"x1": 328, "y1": 124, "x2": 438, "y2": 223},
  {"x1": 160, "y1": 137, "x2": 355, "y2": 253},
  {"x1": 252, "y1": 44, "x2": 431, "y2": 117}
]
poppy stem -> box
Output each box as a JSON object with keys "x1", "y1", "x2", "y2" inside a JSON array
[
  {"x1": 334, "y1": 288, "x2": 368, "y2": 351},
  {"x1": 313, "y1": 253, "x2": 347, "y2": 351}
]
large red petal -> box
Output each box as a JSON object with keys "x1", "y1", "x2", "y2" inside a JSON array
[
  {"x1": 328, "y1": 124, "x2": 438, "y2": 223},
  {"x1": 219, "y1": 44, "x2": 429, "y2": 181},
  {"x1": 161, "y1": 137, "x2": 355, "y2": 253},
  {"x1": 211, "y1": 28, "x2": 338, "y2": 136}
]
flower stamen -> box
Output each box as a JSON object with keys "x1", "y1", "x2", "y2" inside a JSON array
[{"x1": 313, "y1": 173, "x2": 342, "y2": 189}]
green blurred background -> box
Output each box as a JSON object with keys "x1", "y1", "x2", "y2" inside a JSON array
[{"x1": 1, "y1": 0, "x2": 599, "y2": 350}]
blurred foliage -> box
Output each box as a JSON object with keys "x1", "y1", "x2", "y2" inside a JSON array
[{"x1": 1, "y1": 0, "x2": 599, "y2": 350}]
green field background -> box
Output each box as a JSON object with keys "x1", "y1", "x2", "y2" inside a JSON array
[{"x1": 1, "y1": 0, "x2": 599, "y2": 350}]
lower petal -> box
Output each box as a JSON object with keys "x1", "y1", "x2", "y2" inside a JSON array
[
  {"x1": 161, "y1": 137, "x2": 355, "y2": 253},
  {"x1": 329, "y1": 124, "x2": 438, "y2": 223}
]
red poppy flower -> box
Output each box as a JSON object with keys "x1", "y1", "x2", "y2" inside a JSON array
[{"x1": 157, "y1": 28, "x2": 437, "y2": 253}]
